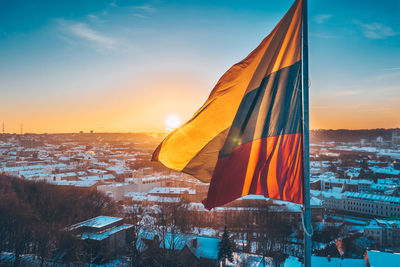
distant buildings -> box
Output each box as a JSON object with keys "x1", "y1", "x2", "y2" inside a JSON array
[{"x1": 392, "y1": 131, "x2": 400, "y2": 147}]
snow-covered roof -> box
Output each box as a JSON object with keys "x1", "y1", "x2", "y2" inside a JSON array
[
  {"x1": 124, "y1": 192, "x2": 148, "y2": 201},
  {"x1": 53, "y1": 172, "x2": 77, "y2": 178},
  {"x1": 366, "y1": 219, "x2": 400, "y2": 229},
  {"x1": 106, "y1": 165, "x2": 131, "y2": 174},
  {"x1": 367, "y1": 250, "x2": 400, "y2": 267},
  {"x1": 312, "y1": 256, "x2": 365, "y2": 267},
  {"x1": 284, "y1": 256, "x2": 365, "y2": 267},
  {"x1": 148, "y1": 187, "x2": 195, "y2": 195},
  {"x1": 79, "y1": 173, "x2": 115, "y2": 181},
  {"x1": 147, "y1": 195, "x2": 181, "y2": 203},
  {"x1": 186, "y1": 236, "x2": 220, "y2": 260},
  {"x1": 1, "y1": 163, "x2": 67, "y2": 172},
  {"x1": 344, "y1": 192, "x2": 400, "y2": 204},
  {"x1": 188, "y1": 202, "x2": 208, "y2": 212},
  {"x1": 124, "y1": 192, "x2": 147, "y2": 197},
  {"x1": 369, "y1": 166, "x2": 400, "y2": 176},
  {"x1": 311, "y1": 189, "x2": 343, "y2": 200},
  {"x1": 49, "y1": 180, "x2": 97, "y2": 187},
  {"x1": 87, "y1": 169, "x2": 108, "y2": 174},
  {"x1": 333, "y1": 178, "x2": 372, "y2": 185},
  {"x1": 71, "y1": 216, "x2": 122, "y2": 229},
  {"x1": 227, "y1": 252, "x2": 265, "y2": 267}
]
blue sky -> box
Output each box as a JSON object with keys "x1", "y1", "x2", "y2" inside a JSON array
[{"x1": 0, "y1": 0, "x2": 399, "y2": 133}]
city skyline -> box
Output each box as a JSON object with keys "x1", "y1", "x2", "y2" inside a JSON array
[{"x1": 1, "y1": 0, "x2": 400, "y2": 133}]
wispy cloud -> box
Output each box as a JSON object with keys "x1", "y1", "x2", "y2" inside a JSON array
[
  {"x1": 109, "y1": 1, "x2": 117, "y2": 8},
  {"x1": 354, "y1": 21, "x2": 398, "y2": 39},
  {"x1": 383, "y1": 67, "x2": 400, "y2": 71},
  {"x1": 133, "y1": 13, "x2": 149, "y2": 19},
  {"x1": 132, "y1": 4, "x2": 156, "y2": 12},
  {"x1": 87, "y1": 14, "x2": 100, "y2": 22},
  {"x1": 57, "y1": 19, "x2": 117, "y2": 51},
  {"x1": 310, "y1": 32, "x2": 336, "y2": 39},
  {"x1": 314, "y1": 14, "x2": 333, "y2": 24}
]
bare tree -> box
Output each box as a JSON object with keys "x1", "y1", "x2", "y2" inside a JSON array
[{"x1": 148, "y1": 199, "x2": 192, "y2": 266}]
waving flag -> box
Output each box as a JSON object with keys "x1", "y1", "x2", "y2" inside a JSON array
[{"x1": 153, "y1": 0, "x2": 304, "y2": 209}]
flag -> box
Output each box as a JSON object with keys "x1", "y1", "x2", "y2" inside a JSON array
[{"x1": 153, "y1": 0, "x2": 304, "y2": 209}]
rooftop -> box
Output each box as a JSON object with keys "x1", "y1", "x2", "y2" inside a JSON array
[
  {"x1": 80, "y1": 224, "x2": 133, "y2": 241},
  {"x1": 148, "y1": 187, "x2": 195, "y2": 195},
  {"x1": 70, "y1": 216, "x2": 122, "y2": 230},
  {"x1": 367, "y1": 250, "x2": 400, "y2": 267},
  {"x1": 344, "y1": 191, "x2": 400, "y2": 204}
]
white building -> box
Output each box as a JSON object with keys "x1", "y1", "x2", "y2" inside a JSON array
[{"x1": 312, "y1": 190, "x2": 400, "y2": 218}]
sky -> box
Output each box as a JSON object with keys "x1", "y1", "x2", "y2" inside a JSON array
[{"x1": 1, "y1": 0, "x2": 400, "y2": 133}]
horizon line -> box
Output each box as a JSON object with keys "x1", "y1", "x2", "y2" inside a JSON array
[{"x1": 2, "y1": 127, "x2": 400, "y2": 135}]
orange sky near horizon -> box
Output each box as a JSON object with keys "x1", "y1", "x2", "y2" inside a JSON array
[{"x1": 3, "y1": 72, "x2": 399, "y2": 134}]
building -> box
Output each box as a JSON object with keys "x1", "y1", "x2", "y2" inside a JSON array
[
  {"x1": 97, "y1": 182, "x2": 137, "y2": 201},
  {"x1": 392, "y1": 131, "x2": 400, "y2": 147},
  {"x1": 342, "y1": 192, "x2": 400, "y2": 218},
  {"x1": 364, "y1": 219, "x2": 400, "y2": 248},
  {"x1": 312, "y1": 190, "x2": 400, "y2": 218},
  {"x1": 321, "y1": 178, "x2": 373, "y2": 193},
  {"x1": 138, "y1": 230, "x2": 219, "y2": 266},
  {"x1": 148, "y1": 187, "x2": 196, "y2": 202},
  {"x1": 178, "y1": 236, "x2": 219, "y2": 266},
  {"x1": 68, "y1": 216, "x2": 133, "y2": 259}
]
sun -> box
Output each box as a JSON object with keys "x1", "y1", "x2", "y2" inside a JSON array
[{"x1": 165, "y1": 114, "x2": 182, "y2": 130}]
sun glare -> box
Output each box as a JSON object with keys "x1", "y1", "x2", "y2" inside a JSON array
[{"x1": 165, "y1": 114, "x2": 182, "y2": 131}]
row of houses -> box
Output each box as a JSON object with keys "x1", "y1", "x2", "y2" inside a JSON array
[
  {"x1": 66, "y1": 215, "x2": 400, "y2": 267},
  {"x1": 311, "y1": 190, "x2": 400, "y2": 218}
]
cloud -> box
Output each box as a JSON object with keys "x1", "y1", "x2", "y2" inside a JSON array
[
  {"x1": 314, "y1": 14, "x2": 333, "y2": 24},
  {"x1": 87, "y1": 14, "x2": 100, "y2": 22},
  {"x1": 57, "y1": 20, "x2": 117, "y2": 51},
  {"x1": 132, "y1": 4, "x2": 156, "y2": 12},
  {"x1": 310, "y1": 32, "x2": 336, "y2": 39},
  {"x1": 109, "y1": 1, "x2": 117, "y2": 7},
  {"x1": 383, "y1": 67, "x2": 400, "y2": 71},
  {"x1": 133, "y1": 13, "x2": 149, "y2": 19},
  {"x1": 355, "y1": 21, "x2": 397, "y2": 39}
]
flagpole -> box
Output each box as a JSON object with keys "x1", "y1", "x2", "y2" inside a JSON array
[{"x1": 302, "y1": 0, "x2": 312, "y2": 266}]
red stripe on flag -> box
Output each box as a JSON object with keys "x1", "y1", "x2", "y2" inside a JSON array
[{"x1": 203, "y1": 133, "x2": 303, "y2": 210}]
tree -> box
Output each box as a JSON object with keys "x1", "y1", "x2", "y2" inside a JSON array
[
  {"x1": 125, "y1": 207, "x2": 144, "y2": 267},
  {"x1": 254, "y1": 206, "x2": 293, "y2": 267},
  {"x1": 0, "y1": 175, "x2": 119, "y2": 266},
  {"x1": 218, "y1": 226, "x2": 234, "y2": 266},
  {"x1": 54, "y1": 231, "x2": 84, "y2": 266},
  {"x1": 142, "y1": 199, "x2": 192, "y2": 266}
]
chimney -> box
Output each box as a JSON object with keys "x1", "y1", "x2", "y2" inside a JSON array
[
  {"x1": 327, "y1": 255, "x2": 331, "y2": 262},
  {"x1": 192, "y1": 238, "x2": 198, "y2": 248}
]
